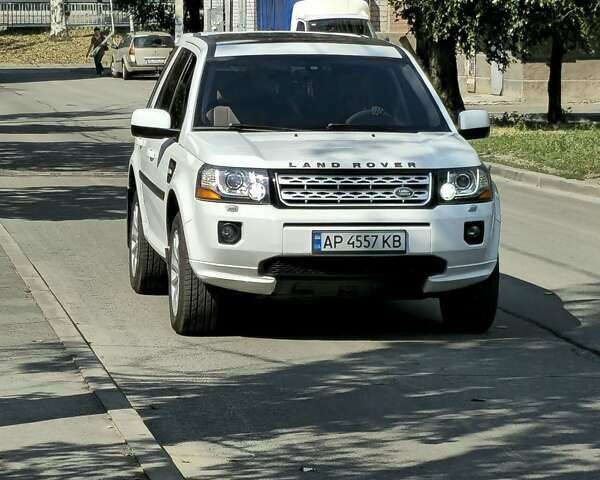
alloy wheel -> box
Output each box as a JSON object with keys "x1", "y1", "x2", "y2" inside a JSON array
[
  {"x1": 170, "y1": 230, "x2": 180, "y2": 316},
  {"x1": 130, "y1": 202, "x2": 139, "y2": 274}
]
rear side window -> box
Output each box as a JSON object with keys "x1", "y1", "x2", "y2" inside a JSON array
[
  {"x1": 155, "y1": 49, "x2": 192, "y2": 112},
  {"x1": 134, "y1": 35, "x2": 174, "y2": 48},
  {"x1": 296, "y1": 21, "x2": 305, "y2": 32}
]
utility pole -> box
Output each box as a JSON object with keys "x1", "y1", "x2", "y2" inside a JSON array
[{"x1": 175, "y1": 0, "x2": 184, "y2": 44}]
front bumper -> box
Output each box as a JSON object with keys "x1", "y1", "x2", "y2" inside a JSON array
[{"x1": 184, "y1": 200, "x2": 501, "y2": 297}]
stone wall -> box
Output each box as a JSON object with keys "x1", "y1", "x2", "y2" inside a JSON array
[{"x1": 458, "y1": 52, "x2": 600, "y2": 103}]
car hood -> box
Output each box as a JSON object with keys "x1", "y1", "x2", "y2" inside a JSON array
[{"x1": 184, "y1": 131, "x2": 481, "y2": 170}]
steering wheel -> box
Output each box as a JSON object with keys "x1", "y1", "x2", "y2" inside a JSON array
[{"x1": 346, "y1": 106, "x2": 394, "y2": 126}]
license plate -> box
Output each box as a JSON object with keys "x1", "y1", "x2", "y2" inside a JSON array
[
  {"x1": 146, "y1": 58, "x2": 164, "y2": 65},
  {"x1": 312, "y1": 231, "x2": 407, "y2": 253}
]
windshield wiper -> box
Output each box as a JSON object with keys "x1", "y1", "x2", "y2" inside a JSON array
[
  {"x1": 195, "y1": 124, "x2": 298, "y2": 132},
  {"x1": 326, "y1": 123, "x2": 420, "y2": 133}
]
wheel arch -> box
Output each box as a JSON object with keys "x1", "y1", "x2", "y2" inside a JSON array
[{"x1": 166, "y1": 189, "x2": 180, "y2": 239}]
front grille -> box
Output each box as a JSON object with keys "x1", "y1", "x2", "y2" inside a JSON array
[
  {"x1": 274, "y1": 171, "x2": 432, "y2": 207},
  {"x1": 258, "y1": 255, "x2": 447, "y2": 279}
]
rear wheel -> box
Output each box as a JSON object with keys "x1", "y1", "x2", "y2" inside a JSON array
[
  {"x1": 128, "y1": 192, "x2": 167, "y2": 294},
  {"x1": 122, "y1": 61, "x2": 131, "y2": 80},
  {"x1": 110, "y1": 58, "x2": 119, "y2": 77},
  {"x1": 168, "y1": 213, "x2": 223, "y2": 335},
  {"x1": 439, "y1": 262, "x2": 499, "y2": 333}
]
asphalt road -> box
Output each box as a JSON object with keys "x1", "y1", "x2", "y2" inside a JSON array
[{"x1": 1, "y1": 67, "x2": 600, "y2": 480}]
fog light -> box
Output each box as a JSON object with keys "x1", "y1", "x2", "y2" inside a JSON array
[
  {"x1": 464, "y1": 221, "x2": 484, "y2": 245},
  {"x1": 218, "y1": 221, "x2": 242, "y2": 245},
  {"x1": 440, "y1": 182, "x2": 457, "y2": 201}
]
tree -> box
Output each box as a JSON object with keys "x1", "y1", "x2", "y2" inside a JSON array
[
  {"x1": 514, "y1": 1, "x2": 600, "y2": 123},
  {"x1": 115, "y1": 0, "x2": 203, "y2": 32},
  {"x1": 50, "y1": 0, "x2": 67, "y2": 38},
  {"x1": 390, "y1": 0, "x2": 522, "y2": 119}
]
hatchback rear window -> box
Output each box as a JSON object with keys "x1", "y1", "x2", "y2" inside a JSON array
[{"x1": 134, "y1": 35, "x2": 174, "y2": 48}]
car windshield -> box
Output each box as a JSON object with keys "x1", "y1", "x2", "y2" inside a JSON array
[
  {"x1": 195, "y1": 55, "x2": 449, "y2": 132},
  {"x1": 307, "y1": 18, "x2": 372, "y2": 36},
  {"x1": 134, "y1": 35, "x2": 174, "y2": 48}
]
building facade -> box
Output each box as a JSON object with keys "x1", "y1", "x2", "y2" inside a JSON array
[{"x1": 203, "y1": 0, "x2": 599, "y2": 104}]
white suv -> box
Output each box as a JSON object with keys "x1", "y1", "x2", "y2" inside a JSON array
[{"x1": 127, "y1": 32, "x2": 501, "y2": 335}]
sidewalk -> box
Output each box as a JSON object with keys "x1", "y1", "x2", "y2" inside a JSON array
[
  {"x1": 464, "y1": 93, "x2": 600, "y2": 118},
  {"x1": 0, "y1": 245, "x2": 146, "y2": 479}
]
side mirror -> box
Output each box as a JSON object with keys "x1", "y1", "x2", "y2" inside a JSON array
[
  {"x1": 458, "y1": 110, "x2": 490, "y2": 140},
  {"x1": 131, "y1": 109, "x2": 178, "y2": 139}
]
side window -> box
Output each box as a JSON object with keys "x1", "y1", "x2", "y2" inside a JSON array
[
  {"x1": 154, "y1": 49, "x2": 191, "y2": 112},
  {"x1": 296, "y1": 21, "x2": 305, "y2": 32},
  {"x1": 169, "y1": 55, "x2": 197, "y2": 129}
]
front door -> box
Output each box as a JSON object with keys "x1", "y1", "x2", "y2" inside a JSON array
[{"x1": 139, "y1": 48, "x2": 197, "y2": 249}]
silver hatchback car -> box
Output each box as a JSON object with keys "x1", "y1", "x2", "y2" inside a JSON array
[{"x1": 110, "y1": 31, "x2": 174, "y2": 80}]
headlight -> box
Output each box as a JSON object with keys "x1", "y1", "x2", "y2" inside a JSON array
[
  {"x1": 196, "y1": 166, "x2": 270, "y2": 204},
  {"x1": 437, "y1": 166, "x2": 493, "y2": 202}
]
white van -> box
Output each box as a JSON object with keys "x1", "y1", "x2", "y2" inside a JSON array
[{"x1": 290, "y1": 0, "x2": 374, "y2": 37}]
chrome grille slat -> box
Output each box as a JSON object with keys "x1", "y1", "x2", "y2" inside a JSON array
[{"x1": 275, "y1": 171, "x2": 432, "y2": 207}]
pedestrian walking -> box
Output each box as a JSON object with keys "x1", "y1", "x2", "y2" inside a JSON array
[{"x1": 86, "y1": 27, "x2": 108, "y2": 76}]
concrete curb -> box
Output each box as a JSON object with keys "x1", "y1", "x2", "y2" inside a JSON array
[
  {"x1": 0, "y1": 223, "x2": 184, "y2": 480},
  {"x1": 487, "y1": 162, "x2": 600, "y2": 200}
]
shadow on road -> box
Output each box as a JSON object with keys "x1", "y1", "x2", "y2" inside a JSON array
[
  {"x1": 0, "y1": 124, "x2": 119, "y2": 134},
  {"x1": 0, "y1": 141, "x2": 131, "y2": 173},
  {"x1": 0, "y1": 108, "x2": 131, "y2": 123},
  {"x1": 0, "y1": 185, "x2": 126, "y2": 221},
  {"x1": 0, "y1": 67, "x2": 98, "y2": 84},
  {"x1": 0, "y1": 67, "x2": 160, "y2": 84},
  {"x1": 109, "y1": 275, "x2": 598, "y2": 479}
]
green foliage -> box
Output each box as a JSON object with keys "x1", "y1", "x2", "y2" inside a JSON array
[
  {"x1": 473, "y1": 125, "x2": 600, "y2": 180},
  {"x1": 514, "y1": 0, "x2": 600, "y2": 58},
  {"x1": 114, "y1": 0, "x2": 175, "y2": 31},
  {"x1": 389, "y1": 0, "x2": 523, "y2": 69}
]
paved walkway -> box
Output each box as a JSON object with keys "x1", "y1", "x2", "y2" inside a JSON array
[
  {"x1": 0, "y1": 245, "x2": 145, "y2": 480},
  {"x1": 464, "y1": 93, "x2": 600, "y2": 117}
]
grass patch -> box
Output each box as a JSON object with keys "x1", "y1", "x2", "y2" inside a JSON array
[
  {"x1": 472, "y1": 125, "x2": 600, "y2": 181},
  {"x1": 0, "y1": 28, "x2": 123, "y2": 65}
]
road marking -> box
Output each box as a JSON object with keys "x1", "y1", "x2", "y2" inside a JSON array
[{"x1": 0, "y1": 223, "x2": 184, "y2": 480}]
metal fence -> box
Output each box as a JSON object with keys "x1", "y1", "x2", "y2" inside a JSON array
[{"x1": 0, "y1": 2, "x2": 130, "y2": 28}]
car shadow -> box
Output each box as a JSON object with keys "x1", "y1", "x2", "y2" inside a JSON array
[
  {"x1": 221, "y1": 273, "x2": 583, "y2": 342},
  {"x1": 111, "y1": 274, "x2": 598, "y2": 480}
]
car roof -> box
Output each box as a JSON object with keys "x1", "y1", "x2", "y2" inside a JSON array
[{"x1": 186, "y1": 31, "x2": 398, "y2": 58}]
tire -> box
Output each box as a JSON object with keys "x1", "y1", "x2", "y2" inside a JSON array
[
  {"x1": 110, "y1": 58, "x2": 119, "y2": 78},
  {"x1": 168, "y1": 213, "x2": 223, "y2": 335},
  {"x1": 439, "y1": 261, "x2": 499, "y2": 333},
  {"x1": 122, "y1": 61, "x2": 131, "y2": 80},
  {"x1": 128, "y1": 192, "x2": 167, "y2": 294}
]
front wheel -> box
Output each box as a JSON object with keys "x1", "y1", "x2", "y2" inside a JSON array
[
  {"x1": 168, "y1": 213, "x2": 223, "y2": 335},
  {"x1": 439, "y1": 262, "x2": 499, "y2": 333}
]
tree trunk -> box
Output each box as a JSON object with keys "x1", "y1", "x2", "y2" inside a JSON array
[
  {"x1": 50, "y1": 0, "x2": 67, "y2": 38},
  {"x1": 414, "y1": 25, "x2": 464, "y2": 121},
  {"x1": 186, "y1": 0, "x2": 203, "y2": 32},
  {"x1": 547, "y1": 33, "x2": 565, "y2": 124},
  {"x1": 430, "y1": 38, "x2": 465, "y2": 120}
]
